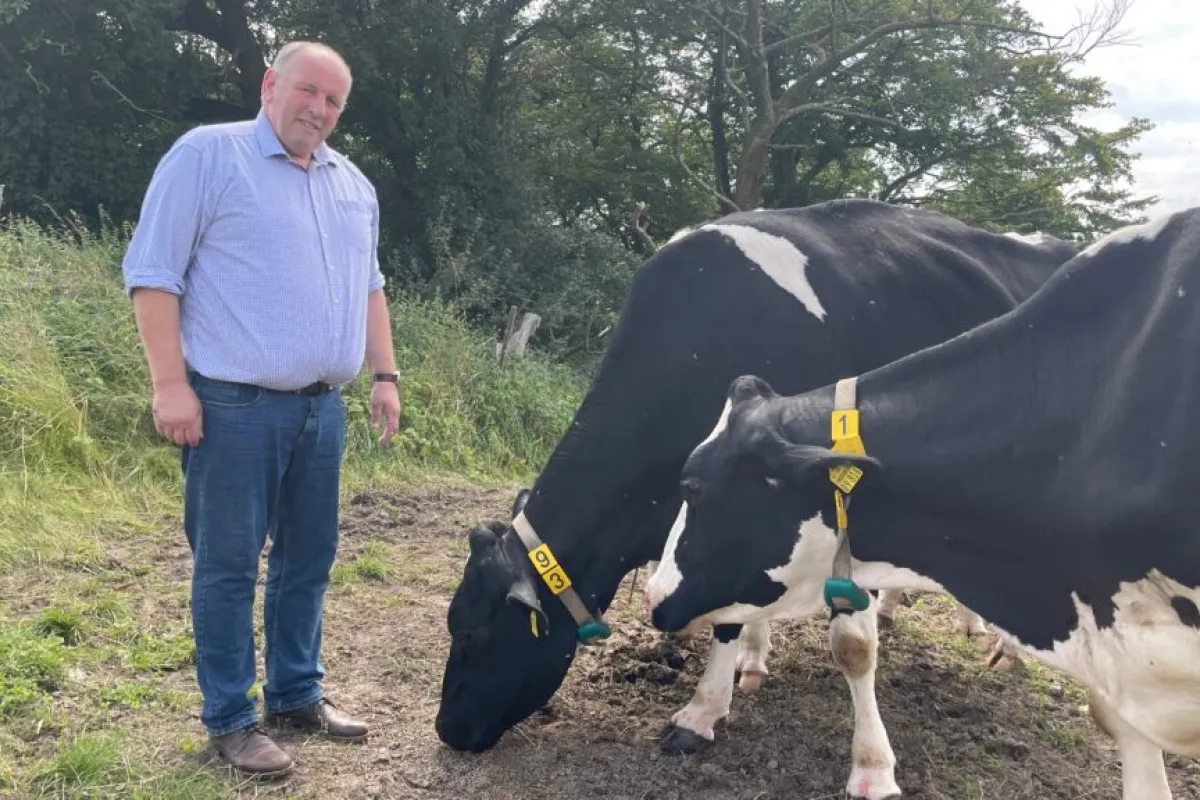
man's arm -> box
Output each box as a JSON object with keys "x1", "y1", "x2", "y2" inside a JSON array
[
  {"x1": 131, "y1": 289, "x2": 188, "y2": 389},
  {"x1": 131, "y1": 288, "x2": 204, "y2": 446},
  {"x1": 121, "y1": 140, "x2": 213, "y2": 447},
  {"x1": 365, "y1": 288, "x2": 402, "y2": 446},
  {"x1": 365, "y1": 288, "x2": 397, "y2": 376}
]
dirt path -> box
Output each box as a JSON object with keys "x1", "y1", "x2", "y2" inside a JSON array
[{"x1": 147, "y1": 480, "x2": 1200, "y2": 798}]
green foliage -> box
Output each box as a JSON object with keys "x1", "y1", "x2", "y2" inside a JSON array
[
  {"x1": 0, "y1": 215, "x2": 584, "y2": 571},
  {"x1": 23, "y1": 730, "x2": 230, "y2": 800},
  {"x1": 0, "y1": 621, "x2": 70, "y2": 719},
  {"x1": 1, "y1": 0, "x2": 1161, "y2": 359},
  {"x1": 337, "y1": 292, "x2": 584, "y2": 479}
]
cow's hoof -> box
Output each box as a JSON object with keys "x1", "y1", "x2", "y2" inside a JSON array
[
  {"x1": 847, "y1": 766, "x2": 902, "y2": 799},
  {"x1": 737, "y1": 669, "x2": 766, "y2": 692},
  {"x1": 660, "y1": 726, "x2": 711, "y2": 756}
]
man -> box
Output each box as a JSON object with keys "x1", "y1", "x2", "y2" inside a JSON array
[{"x1": 121, "y1": 41, "x2": 402, "y2": 776}]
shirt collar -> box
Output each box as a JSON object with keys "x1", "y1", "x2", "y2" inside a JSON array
[{"x1": 254, "y1": 109, "x2": 335, "y2": 167}]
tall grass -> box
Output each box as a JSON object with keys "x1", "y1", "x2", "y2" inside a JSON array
[{"x1": 0, "y1": 213, "x2": 587, "y2": 572}]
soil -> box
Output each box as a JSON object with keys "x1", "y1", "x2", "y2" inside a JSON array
[{"x1": 148, "y1": 480, "x2": 1200, "y2": 798}]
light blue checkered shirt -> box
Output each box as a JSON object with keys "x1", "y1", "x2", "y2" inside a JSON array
[{"x1": 121, "y1": 110, "x2": 386, "y2": 391}]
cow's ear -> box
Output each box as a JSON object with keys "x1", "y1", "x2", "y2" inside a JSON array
[
  {"x1": 505, "y1": 571, "x2": 549, "y2": 634},
  {"x1": 728, "y1": 374, "x2": 776, "y2": 405},
  {"x1": 775, "y1": 443, "x2": 880, "y2": 483},
  {"x1": 468, "y1": 524, "x2": 501, "y2": 555},
  {"x1": 511, "y1": 487, "x2": 532, "y2": 517}
]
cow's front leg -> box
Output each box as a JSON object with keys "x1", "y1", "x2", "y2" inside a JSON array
[
  {"x1": 735, "y1": 620, "x2": 770, "y2": 692},
  {"x1": 830, "y1": 595, "x2": 901, "y2": 800},
  {"x1": 1087, "y1": 689, "x2": 1172, "y2": 800},
  {"x1": 954, "y1": 602, "x2": 988, "y2": 638},
  {"x1": 875, "y1": 588, "x2": 907, "y2": 630},
  {"x1": 985, "y1": 628, "x2": 1026, "y2": 671},
  {"x1": 661, "y1": 623, "x2": 740, "y2": 755}
]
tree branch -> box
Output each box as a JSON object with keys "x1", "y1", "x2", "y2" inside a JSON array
[
  {"x1": 744, "y1": 0, "x2": 774, "y2": 120},
  {"x1": 876, "y1": 143, "x2": 998, "y2": 201},
  {"x1": 775, "y1": 101, "x2": 910, "y2": 129},
  {"x1": 167, "y1": 0, "x2": 265, "y2": 109},
  {"x1": 671, "y1": 99, "x2": 740, "y2": 212},
  {"x1": 629, "y1": 201, "x2": 658, "y2": 254}
]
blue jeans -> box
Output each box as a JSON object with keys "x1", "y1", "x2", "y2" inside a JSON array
[{"x1": 181, "y1": 372, "x2": 346, "y2": 736}]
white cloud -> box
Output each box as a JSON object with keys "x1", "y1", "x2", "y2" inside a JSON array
[{"x1": 1016, "y1": 0, "x2": 1200, "y2": 216}]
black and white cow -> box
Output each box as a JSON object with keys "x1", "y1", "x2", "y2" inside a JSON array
[
  {"x1": 644, "y1": 207, "x2": 1200, "y2": 799},
  {"x1": 435, "y1": 199, "x2": 1078, "y2": 765}
]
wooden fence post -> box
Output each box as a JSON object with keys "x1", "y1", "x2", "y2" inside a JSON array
[{"x1": 496, "y1": 307, "x2": 542, "y2": 367}]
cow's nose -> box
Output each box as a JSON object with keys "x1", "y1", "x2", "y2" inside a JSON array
[
  {"x1": 650, "y1": 602, "x2": 680, "y2": 633},
  {"x1": 643, "y1": 581, "x2": 668, "y2": 618}
]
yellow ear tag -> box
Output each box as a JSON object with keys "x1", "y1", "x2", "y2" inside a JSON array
[
  {"x1": 530, "y1": 610, "x2": 540, "y2": 638},
  {"x1": 835, "y1": 489, "x2": 849, "y2": 530}
]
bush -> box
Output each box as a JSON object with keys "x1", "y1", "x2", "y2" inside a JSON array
[{"x1": 0, "y1": 213, "x2": 588, "y2": 570}]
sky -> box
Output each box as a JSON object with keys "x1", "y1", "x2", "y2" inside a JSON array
[{"x1": 1015, "y1": 0, "x2": 1200, "y2": 216}]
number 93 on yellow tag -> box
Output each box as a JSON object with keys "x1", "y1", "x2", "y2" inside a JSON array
[{"x1": 528, "y1": 544, "x2": 573, "y2": 594}]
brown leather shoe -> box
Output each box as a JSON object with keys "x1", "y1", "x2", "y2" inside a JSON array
[
  {"x1": 264, "y1": 698, "x2": 368, "y2": 742},
  {"x1": 211, "y1": 723, "x2": 293, "y2": 776}
]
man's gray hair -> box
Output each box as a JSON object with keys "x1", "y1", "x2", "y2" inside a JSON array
[{"x1": 271, "y1": 41, "x2": 352, "y2": 86}]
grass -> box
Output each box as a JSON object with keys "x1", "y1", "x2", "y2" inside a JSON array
[{"x1": 0, "y1": 213, "x2": 588, "y2": 797}]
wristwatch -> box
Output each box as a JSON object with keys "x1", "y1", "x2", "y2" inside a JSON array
[{"x1": 373, "y1": 372, "x2": 400, "y2": 384}]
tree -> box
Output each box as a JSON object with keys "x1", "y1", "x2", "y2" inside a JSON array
[{"x1": 652, "y1": 0, "x2": 1153, "y2": 238}]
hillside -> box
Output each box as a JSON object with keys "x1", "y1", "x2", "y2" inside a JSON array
[{"x1": 0, "y1": 219, "x2": 1197, "y2": 798}]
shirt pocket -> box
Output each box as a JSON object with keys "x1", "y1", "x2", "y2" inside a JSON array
[{"x1": 335, "y1": 198, "x2": 374, "y2": 255}]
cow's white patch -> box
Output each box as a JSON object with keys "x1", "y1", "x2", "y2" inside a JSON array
[
  {"x1": 669, "y1": 633, "x2": 739, "y2": 739},
  {"x1": 653, "y1": 513, "x2": 843, "y2": 627},
  {"x1": 1081, "y1": 212, "x2": 1175, "y2": 258},
  {"x1": 699, "y1": 399, "x2": 732, "y2": 447},
  {"x1": 667, "y1": 226, "x2": 695, "y2": 244},
  {"x1": 653, "y1": 511, "x2": 900, "y2": 799},
  {"x1": 645, "y1": 400, "x2": 733, "y2": 612},
  {"x1": 848, "y1": 560, "x2": 1200, "y2": 798},
  {"x1": 699, "y1": 223, "x2": 827, "y2": 321},
  {"x1": 645, "y1": 503, "x2": 688, "y2": 611},
  {"x1": 666, "y1": 621, "x2": 774, "y2": 743},
  {"x1": 830, "y1": 595, "x2": 901, "y2": 800},
  {"x1": 1004, "y1": 230, "x2": 1049, "y2": 244},
  {"x1": 1031, "y1": 571, "x2": 1200, "y2": 761}
]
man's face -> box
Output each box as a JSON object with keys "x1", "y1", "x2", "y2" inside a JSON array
[{"x1": 261, "y1": 51, "x2": 350, "y2": 161}]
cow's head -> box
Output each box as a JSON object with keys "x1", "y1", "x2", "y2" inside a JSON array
[
  {"x1": 436, "y1": 488, "x2": 579, "y2": 752},
  {"x1": 644, "y1": 375, "x2": 877, "y2": 632}
]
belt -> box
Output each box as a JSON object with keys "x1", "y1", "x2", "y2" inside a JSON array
[
  {"x1": 189, "y1": 372, "x2": 339, "y2": 397},
  {"x1": 293, "y1": 381, "x2": 338, "y2": 397}
]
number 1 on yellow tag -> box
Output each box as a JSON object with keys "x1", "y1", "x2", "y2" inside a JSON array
[{"x1": 832, "y1": 410, "x2": 859, "y2": 441}]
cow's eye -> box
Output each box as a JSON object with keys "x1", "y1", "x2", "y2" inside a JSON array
[
  {"x1": 680, "y1": 478, "x2": 702, "y2": 502},
  {"x1": 460, "y1": 626, "x2": 490, "y2": 648}
]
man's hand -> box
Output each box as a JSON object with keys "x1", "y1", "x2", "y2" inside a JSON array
[
  {"x1": 152, "y1": 381, "x2": 203, "y2": 446},
  {"x1": 370, "y1": 381, "x2": 402, "y2": 446}
]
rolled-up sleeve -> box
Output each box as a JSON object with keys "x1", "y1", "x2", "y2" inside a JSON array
[
  {"x1": 121, "y1": 141, "x2": 214, "y2": 298},
  {"x1": 368, "y1": 190, "x2": 385, "y2": 293}
]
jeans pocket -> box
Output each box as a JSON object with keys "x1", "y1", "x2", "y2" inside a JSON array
[{"x1": 190, "y1": 377, "x2": 265, "y2": 409}]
